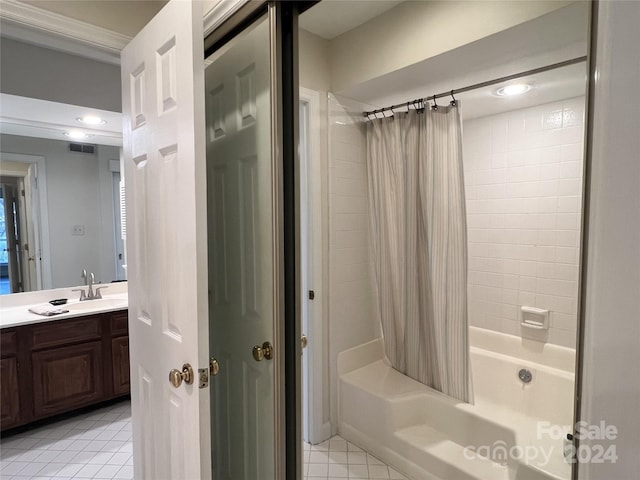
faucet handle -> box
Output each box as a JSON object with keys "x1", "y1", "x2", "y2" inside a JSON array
[
  {"x1": 72, "y1": 288, "x2": 87, "y2": 301},
  {"x1": 94, "y1": 286, "x2": 108, "y2": 299}
]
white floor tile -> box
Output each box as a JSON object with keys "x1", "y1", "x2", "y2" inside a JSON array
[
  {"x1": 105, "y1": 452, "x2": 130, "y2": 466},
  {"x1": 4, "y1": 403, "x2": 414, "y2": 480},
  {"x1": 304, "y1": 435, "x2": 413, "y2": 480},
  {"x1": 86, "y1": 451, "x2": 116, "y2": 465},
  {"x1": 309, "y1": 450, "x2": 330, "y2": 463},
  {"x1": 74, "y1": 463, "x2": 103, "y2": 478},
  {"x1": 0, "y1": 400, "x2": 132, "y2": 480},
  {"x1": 94, "y1": 464, "x2": 122, "y2": 478},
  {"x1": 347, "y1": 451, "x2": 367, "y2": 464},
  {"x1": 327, "y1": 462, "x2": 349, "y2": 477},
  {"x1": 113, "y1": 465, "x2": 133, "y2": 479},
  {"x1": 348, "y1": 463, "x2": 370, "y2": 478},
  {"x1": 368, "y1": 464, "x2": 390, "y2": 478},
  {"x1": 308, "y1": 462, "x2": 329, "y2": 477},
  {"x1": 328, "y1": 451, "x2": 348, "y2": 464}
]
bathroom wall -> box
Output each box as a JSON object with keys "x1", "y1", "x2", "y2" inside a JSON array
[
  {"x1": 299, "y1": 29, "x2": 331, "y2": 93},
  {"x1": 462, "y1": 96, "x2": 585, "y2": 347},
  {"x1": 327, "y1": 94, "x2": 378, "y2": 432},
  {"x1": 0, "y1": 134, "x2": 120, "y2": 288},
  {"x1": 0, "y1": 38, "x2": 122, "y2": 112},
  {"x1": 328, "y1": 0, "x2": 574, "y2": 92}
]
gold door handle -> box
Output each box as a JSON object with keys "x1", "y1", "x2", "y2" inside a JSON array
[
  {"x1": 210, "y1": 358, "x2": 220, "y2": 376},
  {"x1": 169, "y1": 364, "x2": 194, "y2": 388},
  {"x1": 252, "y1": 342, "x2": 273, "y2": 362}
]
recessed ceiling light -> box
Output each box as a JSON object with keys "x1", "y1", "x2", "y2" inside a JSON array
[
  {"x1": 496, "y1": 84, "x2": 531, "y2": 97},
  {"x1": 65, "y1": 130, "x2": 91, "y2": 140},
  {"x1": 77, "y1": 115, "x2": 106, "y2": 125}
]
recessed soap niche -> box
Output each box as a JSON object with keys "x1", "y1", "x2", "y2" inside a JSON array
[{"x1": 521, "y1": 306, "x2": 550, "y2": 331}]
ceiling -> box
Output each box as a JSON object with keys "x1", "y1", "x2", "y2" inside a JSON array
[
  {"x1": 299, "y1": 0, "x2": 404, "y2": 39},
  {"x1": 334, "y1": 1, "x2": 589, "y2": 119},
  {"x1": 18, "y1": 0, "x2": 166, "y2": 37},
  {"x1": 0, "y1": 94, "x2": 123, "y2": 147},
  {"x1": 13, "y1": 0, "x2": 398, "y2": 40},
  {"x1": 0, "y1": 0, "x2": 588, "y2": 144}
]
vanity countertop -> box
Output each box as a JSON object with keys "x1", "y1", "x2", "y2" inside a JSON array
[{"x1": 0, "y1": 282, "x2": 128, "y2": 329}]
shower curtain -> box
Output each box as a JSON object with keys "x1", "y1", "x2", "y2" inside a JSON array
[{"x1": 367, "y1": 103, "x2": 472, "y2": 403}]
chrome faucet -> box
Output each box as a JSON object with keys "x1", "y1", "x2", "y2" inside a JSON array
[
  {"x1": 72, "y1": 272, "x2": 107, "y2": 301},
  {"x1": 87, "y1": 272, "x2": 96, "y2": 299}
]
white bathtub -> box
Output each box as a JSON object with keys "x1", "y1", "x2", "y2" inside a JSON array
[{"x1": 337, "y1": 327, "x2": 576, "y2": 480}]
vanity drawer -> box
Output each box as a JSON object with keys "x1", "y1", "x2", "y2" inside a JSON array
[
  {"x1": 31, "y1": 317, "x2": 102, "y2": 350},
  {"x1": 1, "y1": 331, "x2": 17, "y2": 357},
  {"x1": 110, "y1": 311, "x2": 129, "y2": 336}
]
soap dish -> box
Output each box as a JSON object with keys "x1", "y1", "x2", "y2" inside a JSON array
[
  {"x1": 49, "y1": 298, "x2": 68, "y2": 306},
  {"x1": 520, "y1": 306, "x2": 549, "y2": 330}
]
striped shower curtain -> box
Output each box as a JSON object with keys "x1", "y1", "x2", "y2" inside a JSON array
[{"x1": 366, "y1": 104, "x2": 473, "y2": 403}]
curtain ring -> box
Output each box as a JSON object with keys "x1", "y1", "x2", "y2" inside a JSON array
[
  {"x1": 450, "y1": 90, "x2": 457, "y2": 106},
  {"x1": 432, "y1": 95, "x2": 438, "y2": 111}
]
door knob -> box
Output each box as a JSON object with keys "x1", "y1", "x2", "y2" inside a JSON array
[
  {"x1": 169, "y1": 364, "x2": 194, "y2": 388},
  {"x1": 252, "y1": 342, "x2": 274, "y2": 361},
  {"x1": 301, "y1": 335, "x2": 308, "y2": 349},
  {"x1": 210, "y1": 358, "x2": 220, "y2": 376}
]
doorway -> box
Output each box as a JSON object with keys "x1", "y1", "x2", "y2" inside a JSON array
[
  {"x1": 299, "y1": 88, "x2": 331, "y2": 446},
  {"x1": 0, "y1": 180, "x2": 21, "y2": 293},
  {"x1": 0, "y1": 160, "x2": 43, "y2": 294}
]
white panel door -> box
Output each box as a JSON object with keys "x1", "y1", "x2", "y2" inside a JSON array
[
  {"x1": 206, "y1": 14, "x2": 277, "y2": 480},
  {"x1": 121, "y1": 1, "x2": 210, "y2": 479}
]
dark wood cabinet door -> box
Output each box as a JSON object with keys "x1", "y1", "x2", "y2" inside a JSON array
[
  {"x1": 110, "y1": 312, "x2": 129, "y2": 337},
  {"x1": 111, "y1": 336, "x2": 130, "y2": 395},
  {"x1": 32, "y1": 341, "x2": 104, "y2": 417},
  {"x1": 0, "y1": 357, "x2": 21, "y2": 429}
]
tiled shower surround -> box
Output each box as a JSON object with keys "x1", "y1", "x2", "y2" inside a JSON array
[{"x1": 462, "y1": 96, "x2": 585, "y2": 347}]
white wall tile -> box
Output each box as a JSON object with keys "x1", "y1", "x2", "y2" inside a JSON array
[
  {"x1": 328, "y1": 96, "x2": 378, "y2": 434},
  {"x1": 463, "y1": 96, "x2": 585, "y2": 348}
]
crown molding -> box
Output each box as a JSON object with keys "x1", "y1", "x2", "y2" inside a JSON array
[
  {"x1": 203, "y1": 0, "x2": 251, "y2": 37},
  {"x1": 0, "y1": 0, "x2": 130, "y2": 64}
]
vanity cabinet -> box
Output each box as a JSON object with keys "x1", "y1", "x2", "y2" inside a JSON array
[
  {"x1": 0, "y1": 309, "x2": 130, "y2": 432},
  {"x1": 110, "y1": 311, "x2": 130, "y2": 396},
  {"x1": 0, "y1": 331, "x2": 20, "y2": 429}
]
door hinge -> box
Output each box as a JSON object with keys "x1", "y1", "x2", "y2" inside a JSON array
[
  {"x1": 21, "y1": 189, "x2": 25, "y2": 197},
  {"x1": 198, "y1": 368, "x2": 209, "y2": 388},
  {"x1": 308, "y1": 290, "x2": 315, "y2": 300}
]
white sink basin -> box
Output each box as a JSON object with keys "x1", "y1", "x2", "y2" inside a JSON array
[{"x1": 65, "y1": 297, "x2": 126, "y2": 312}]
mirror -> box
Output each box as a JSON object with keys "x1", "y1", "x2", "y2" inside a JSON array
[{"x1": 0, "y1": 95, "x2": 125, "y2": 293}]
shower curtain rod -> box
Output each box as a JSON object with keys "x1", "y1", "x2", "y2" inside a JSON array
[{"x1": 363, "y1": 56, "x2": 588, "y2": 118}]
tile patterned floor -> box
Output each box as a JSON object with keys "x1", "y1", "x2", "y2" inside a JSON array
[
  {"x1": 303, "y1": 436, "x2": 409, "y2": 480},
  {"x1": 0, "y1": 401, "x2": 132, "y2": 480},
  {"x1": 0, "y1": 400, "x2": 407, "y2": 480}
]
